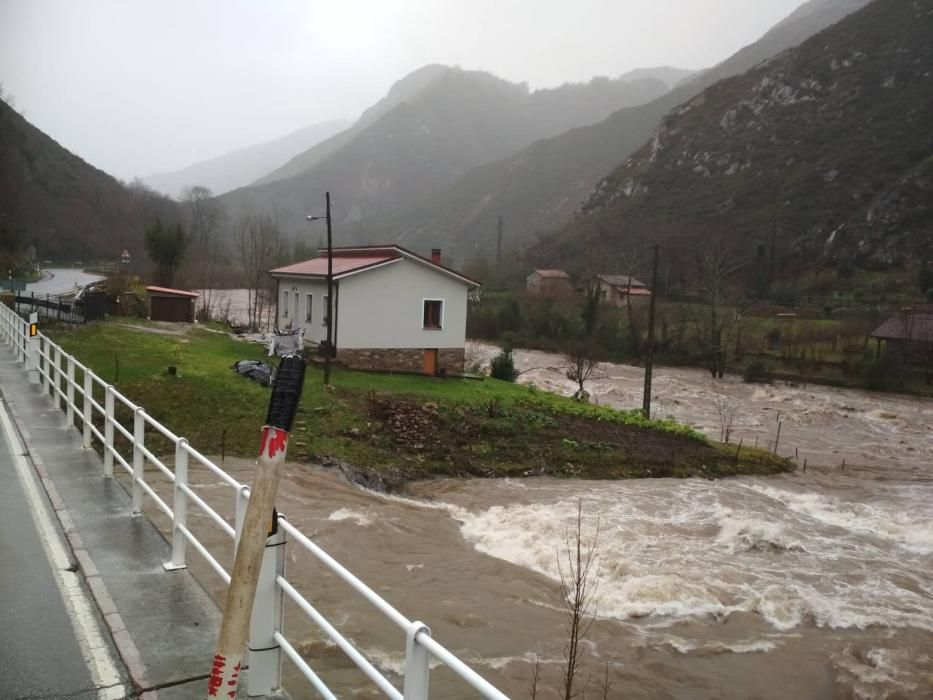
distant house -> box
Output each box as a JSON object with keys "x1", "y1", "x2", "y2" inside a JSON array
[
  {"x1": 869, "y1": 312, "x2": 933, "y2": 364},
  {"x1": 593, "y1": 274, "x2": 652, "y2": 307},
  {"x1": 527, "y1": 269, "x2": 572, "y2": 295},
  {"x1": 146, "y1": 286, "x2": 198, "y2": 322},
  {"x1": 269, "y1": 246, "x2": 480, "y2": 375}
]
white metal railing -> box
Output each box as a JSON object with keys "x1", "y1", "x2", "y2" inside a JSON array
[{"x1": 0, "y1": 303, "x2": 509, "y2": 700}]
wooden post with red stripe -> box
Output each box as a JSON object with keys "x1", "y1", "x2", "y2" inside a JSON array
[{"x1": 208, "y1": 356, "x2": 305, "y2": 698}]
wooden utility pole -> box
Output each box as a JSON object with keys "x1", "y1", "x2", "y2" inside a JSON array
[
  {"x1": 642, "y1": 244, "x2": 660, "y2": 418},
  {"x1": 324, "y1": 192, "x2": 334, "y2": 386},
  {"x1": 207, "y1": 356, "x2": 305, "y2": 699}
]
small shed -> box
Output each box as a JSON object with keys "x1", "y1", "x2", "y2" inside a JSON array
[
  {"x1": 146, "y1": 286, "x2": 198, "y2": 322},
  {"x1": 869, "y1": 312, "x2": 933, "y2": 363},
  {"x1": 592, "y1": 274, "x2": 651, "y2": 307},
  {"x1": 527, "y1": 269, "x2": 572, "y2": 295}
]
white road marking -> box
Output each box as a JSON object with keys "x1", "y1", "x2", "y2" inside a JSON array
[{"x1": 0, "y1": 399, "x2": 126, "y2": 700}]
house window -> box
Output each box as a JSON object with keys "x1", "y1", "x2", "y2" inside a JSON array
[
  {"x1": 281, "y1": 291, "x2": 289, "y2": 319},
  {"x1": 322, "y1": 295, "x2": 329, "y2": 326},
  {"x1": 305, "y1": 294, "x2": 313, "y2": 322},
  {"x1": 423, "y1": 299, "x2": 443, "y2": 329},
  {"x1": 293, "y1": 292, "x2": 299, "y2": 320}
]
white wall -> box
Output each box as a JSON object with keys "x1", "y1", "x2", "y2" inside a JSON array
[
  {"x1": 275, "y1": 258, "x2": 470, "y2": 350},
  {"x1": 276, "y1": 278, "x2": 329, "y2": 343}
]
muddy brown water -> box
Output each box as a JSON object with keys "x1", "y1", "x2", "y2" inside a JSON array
[{"x1": 135, "y1": 343, "x2": 931, "y2": 699}]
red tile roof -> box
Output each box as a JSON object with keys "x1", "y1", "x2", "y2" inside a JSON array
[
  {"x1": 146, "y1": 286, "x2": 199, "y2": 298},
  {"x1": 269, "y1": 254, "x2": 398, "y2": 277},
  {"x1": 269, "y1": 245, "x2": 481, "y2": 286},
  {"x1": 533, "y1": 269, "x2": 570, "y2": 279}
]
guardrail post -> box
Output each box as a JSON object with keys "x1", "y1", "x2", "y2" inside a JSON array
[
  {"x1": 66, "y1": 356, "x2": 75, "y2": 427},
  {"x1": 82, "y1": 371, "x2": 93, "y2": 448},
  {"x1": 163, "y1": 438, "x2": 189, "y2": 571},
  {"x1": 403, "y1": 622, "x2": 432, "y2": 700},
  {"x1": 103, "y1": 386, "x2": 114, "y2": 477},
  {"x1": 247, "y1": 519, "x2": 286, "y2": 696},
  {"x1": 16, "y1": 317, "x2": 25, "y2": 363},
  {"x1": 42, "y1": 337, "x2": 51, "y2": 396},
  {"x1": 54, "y1": 345, "x2": 63, "y2": 409},
  {"x1": 132, "y1": 408, "x2": 145, "y2": 514},
  {"x1": 26, "y1": 332, "x2": 39, "y2": 384}
]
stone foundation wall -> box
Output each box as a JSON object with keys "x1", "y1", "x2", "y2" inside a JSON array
[
  {"x1": 438, "y1": 348, "x2": 466, "y2": 373},
  {"x1": 337, "y1": 347, "x2": 466, "y2": 374}
]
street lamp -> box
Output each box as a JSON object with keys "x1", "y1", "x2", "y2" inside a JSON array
[{"x1": 306, "y1": 192, "x2": 334, "y2": 385}]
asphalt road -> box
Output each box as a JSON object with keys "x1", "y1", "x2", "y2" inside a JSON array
[
  {"x1": 26, "y1": 268, "x2": 105, "y2": 297},
  {"x1": 0, "y1": 395, "x2": 126, "y2": 699}
]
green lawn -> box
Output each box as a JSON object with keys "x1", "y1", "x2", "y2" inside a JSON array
[{"x1": 50, "y1": 321, "x2": 791, "y2": 485}]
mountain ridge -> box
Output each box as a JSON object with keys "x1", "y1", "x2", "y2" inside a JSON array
[
  {"x1": 142, "y1": 118, "x2": 349, "y2": 198},
  {"x1": 343, "y1": 0, "x2": 874, "y2": 260}
]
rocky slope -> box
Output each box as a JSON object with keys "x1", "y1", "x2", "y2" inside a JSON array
[
  {"x1": 545, "y1": 0, "x2": 933, "y2": 273},
  {"x1": 343, "y1": 0, "x2": 873, "y2": 260}
]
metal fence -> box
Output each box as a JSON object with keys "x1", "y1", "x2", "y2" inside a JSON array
[
  {"x1": 0, "y1": 303, "x2": 509, "y2": 700},
  {"x1": 11, "y1": 293, "x2": 87, "y2": 324}
]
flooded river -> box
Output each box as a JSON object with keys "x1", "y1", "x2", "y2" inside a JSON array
[{"x1": 145, "y1": 343, "x2": 932, "y2": 699}]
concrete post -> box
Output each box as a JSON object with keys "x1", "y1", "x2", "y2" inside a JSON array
[
  {"x1": 403, "y1": 622, "x2": 431, "y2": 700},
  {"x1": 66, "y1": 356, "x2": 75, "y2": 427},
  {"x1": 163, "y1": 438, "x2": 189, "y2": 571},
  {"x1": 246, "y1": 522, "x2": 286, "y2": 697},
  {"x1": 54, "y1": 345, "x2": 63, "y2": 409},
  {"x1": 42, "y1": 337, "x2": 50, "y2": 396},
  {"x1": 104, "y1": 387, "x2": 114, "y2": 477},
  {"x1": 26, "y1": 335, "x2": 39, "y2": 384},
  {"x1": 132, "y1": 408, "x2": 145, "y2": 514},
  {"x1": 82, "y1": 372, "x2": 93, "y2": 448}
]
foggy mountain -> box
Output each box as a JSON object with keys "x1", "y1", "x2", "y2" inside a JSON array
[
  {"x1": 0, "y1": 98, "x2": 178, "y2": 261},
  {"x1": 541, "y1": 0, "x2": 933, "y2": 273},
  {"x1": 141, "y1": 118, "x2": 349, "y2": 198},
  {"x1": 350, "y1": 0, "x2": 873, "y2": 260},
  {"x1": 217, "y1": 65, "x2": 672, "y2": 239}
]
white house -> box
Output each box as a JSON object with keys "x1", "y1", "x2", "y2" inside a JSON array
[{"x1": 269, "y1": 245, "x2": 480, "y2": 375}]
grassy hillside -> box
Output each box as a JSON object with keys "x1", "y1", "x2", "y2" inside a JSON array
[
  {"x1": 0, "y1": 100, "x2": 178, "y2": 261},
  {"x1": 49, "y1": 322, "x2": 790, "y2": 486},
  {"x1": 545, "y1": 0, "x2": 933, "y2": 274}
]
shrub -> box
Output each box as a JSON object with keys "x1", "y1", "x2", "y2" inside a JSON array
[
  {"x1": 490, "y1": 349, "x2": 519, "y2": 382},
  {"x1": 743, "y1": 361, "x2": 772, "y2": 384}
]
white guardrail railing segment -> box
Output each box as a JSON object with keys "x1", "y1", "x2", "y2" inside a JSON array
[{"x1": 0, "y1": 304, "x2": 508, "y2": 700}]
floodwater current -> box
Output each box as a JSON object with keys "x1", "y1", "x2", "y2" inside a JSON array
[{"x1": 145, "y1": 339, "x2": 932, "y2": 698}]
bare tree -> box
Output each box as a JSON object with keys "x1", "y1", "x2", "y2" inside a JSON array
[
  {"x1": 236, "y1": 214, "x2": 280, "y2": 331},
  {"x1": 598, "y1": 661, "x2": 613, "y2": 700},
  {"x1": 564, "y1": 341, "x2": 601, "y2": 401},
  {"x1": 697, "y1": 244, "x2": 737, "y2": 378},
  {"x1": 617, "y1": 243, "x2": 646, "y2": 357},
  {"x1": 558, "y1": 501, "x2": 600, "y2": 700},
  {"x1": 528, "y1": 654, "x2": 542, "y2": 700},
  {"x1": 181, "y1": 185, "x2": 222, "y2": 317},
  {"x1": 712, "y1": 393, "x2": 738, "y2": 442}
]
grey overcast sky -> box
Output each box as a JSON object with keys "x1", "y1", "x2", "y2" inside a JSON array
[{"x1": 0, "y1": 0, "x2": 803, "y2": 180}]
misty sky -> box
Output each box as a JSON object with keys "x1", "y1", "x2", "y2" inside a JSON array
[{"x1": 1, "y1": 0, "x2": 804, "y2": 180}]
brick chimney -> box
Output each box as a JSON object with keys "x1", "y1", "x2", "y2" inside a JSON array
[{"x1": 431, "y1": 248, "x2": 442, "y2": 265}]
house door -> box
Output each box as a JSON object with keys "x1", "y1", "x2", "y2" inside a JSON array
[{"x1": 423, "y1": 349, "x2": 438, "y2": 376}]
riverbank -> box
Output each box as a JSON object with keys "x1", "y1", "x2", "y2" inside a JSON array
[{"x1": 48, "y1": 321, "x2": 790, "y2": 486}]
